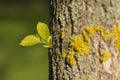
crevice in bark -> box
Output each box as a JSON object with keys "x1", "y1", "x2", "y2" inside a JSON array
[{"x1": 68, "y1": 6, "x2": 74, "y2": 35}]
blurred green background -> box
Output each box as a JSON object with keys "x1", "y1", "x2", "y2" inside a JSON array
[{"x1": 0, "y1": 0, "x2": 49, "y2": 80}]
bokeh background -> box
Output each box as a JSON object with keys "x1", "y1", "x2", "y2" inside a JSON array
[{"x1": 0, "y1": 0, "x2": 49, "y2": 80}]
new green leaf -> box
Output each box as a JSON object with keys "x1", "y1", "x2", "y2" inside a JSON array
[
  {"x1": 19, "y1": 35, "x2": 40, "y2": 46},
  {"x1": 43, "y1": 36, "x2": 52, "y2": 48},
  {"x1": 43, "y1": 44, "x2": 51, "y2": 48},
  {"x1": 37, "y1": 22, "x2": 50, "y2": 41},
  {"x1": 47, "y1": 35, "x2": 52, "y2": 45}
]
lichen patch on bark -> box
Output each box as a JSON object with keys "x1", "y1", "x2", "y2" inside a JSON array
[{"x1": 49, "y1": 0, "x2": 120, "y2": 80}]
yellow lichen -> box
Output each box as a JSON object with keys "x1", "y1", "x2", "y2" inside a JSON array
[
  {"x1": 58, "y1": 30, "x2": 65, "y2": 39},
  {"x1": 61, "y1": 25, "x2": 120, "y2": 66},
  {"x1": 94, "y1": 26, "x2": 103, "y2": 32},
  {"x1": 102, "y1": 29, "x2": 111, "y2": 41},
  {"x1": 64, "y1": 32, "x2": 91, "y2": 66},
  {"x1": 66, "y1": 54, "x2": 76, "y2": 66},
  {"x1": 61, "y1": 50, "x2": 67, "y2": 58},
  {"x1": 70, "y1": 34, "x2": 90, "y2": 55},
  {"x1": 112, "y1": 25, "x2": 120, "y2": 37},
  {"x1": 61, "y1": 31, "x2": 65, "y2": 39},
  {"x1": 114, "y1": 37, "x2": 120, "y2": 51},
  {"x1": 68, "y1": 51, "x2": 75, "y2": 55},
  {"x1": 111, "y1": 25, "x2": 120, "y2": 51},
  {"x1": 75, "y1": 34, "x2": 83, "y2": 42},
  {"x1": 100, "y1": 51, "x2": 112, "y2": 62},
  {"x1": 86, "y1": 77, "x2": 91, "y2": 80},
  {"x1": 85, "y1": 26, "x2": 95, "y2": 36}
]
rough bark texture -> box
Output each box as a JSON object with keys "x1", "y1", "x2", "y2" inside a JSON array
[{"x1": 49, "y1": 0, "x2": 120, "y2": 80}]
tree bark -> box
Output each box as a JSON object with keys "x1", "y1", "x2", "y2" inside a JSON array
[{"x1": 49, "y1": 0, "x2": 120, "y2": 80}]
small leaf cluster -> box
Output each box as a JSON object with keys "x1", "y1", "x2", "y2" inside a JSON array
[{"x1": 19, "y1": 22, "x2": 52, "y2": 48}]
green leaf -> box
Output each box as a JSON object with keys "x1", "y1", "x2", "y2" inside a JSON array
[
  {"x1": 37, "y1": 22, "x2": 50, "y2": 41},
  {"x1": 43, "y1": 44, "x2": 51, "y2": 48},
  {"x1": 19, "y1": 35, "x2": 40, "y2": 46},
  {"x1": 42, "y1": 36, "x2": 52, "y2": 48},
  {"x1": 47, "y1": 35, "x2": 52, "y2": 45}
]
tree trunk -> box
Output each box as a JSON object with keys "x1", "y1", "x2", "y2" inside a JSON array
[{"x1": 49, "y1": 0, "x2": 120, "y2": 80}]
